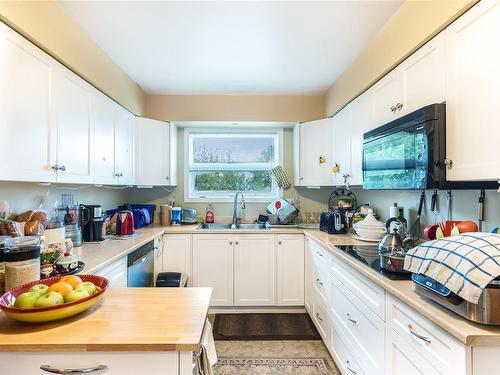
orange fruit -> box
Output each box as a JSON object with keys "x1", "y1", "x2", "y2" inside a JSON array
[
  {"x1": 60, "y1": 275, "x2": 83, "y2": 289},
  {"x1": 47, "y1": 282, "x2": 73, "y2": 298}
]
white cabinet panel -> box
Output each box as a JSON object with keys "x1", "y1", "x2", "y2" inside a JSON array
[
  {"x1": 114, "y1": 106, "x2": 135, "y2": 185},
  {"x1": 401, "y1": 32, "x2": 446, "y2": 114},
  {"x1": 52, "y1": 68, "x2": 93, "y2": 184},
  {"x1": 162, "y1": 234, "x2": 192, "y2": 286},
  {"x1": 192, "y1": 234, "x2": 233, "y2": 306},
  {"x1": 135, "y1": 117, "x2": 170, "y2": 186},
  {"x1": 296, "y1": 118, "x2": 334, "y2": 186},
  {"x1": 445, "y1": 0, "x2": 500, "y2": 181},
  {"x1": 0, "y1": 23, "x2": 56, "y2": 183},
  {"x1": 234, "y1": 234, "x2": 275, "y2": 306},
  {"x1": 349, "y1": 93, "x2": 373, "y2": 186},
  {"x1": 276, "y1": 234, "x2": 304, "y2": 306},
  {"x1": 304, "y1": 238, "x2": 313, "y2": 314},
  {"x1": 331, "y1": 107, "x2": 351, "y2": 186},
  {"x1": 93, "y1": 92, "x2": 116, "y2": 184},
  {"x1": 371, "y1": 70, "x2": 404, "y2": 127},
  {"x1": 95, "y1": 257, "x2": 127, "y2": 288}
]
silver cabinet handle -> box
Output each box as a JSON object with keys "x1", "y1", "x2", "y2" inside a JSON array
[
  {"x1": 165, "y1": 176, "x2": 169, "y2": 180},
  {"x1": 154, "y1": 246, "x2": 162, "y2": 257},
  {"x1": 390, "y1": 105, "x2": 396, "y2": 113},
  {"x1": 316, "y1": 278, "x2": 323, "y2": 286},
  {"x1": 346, "y1": 313, "x2": 357, "y2": 325},
  {"x1": 229, "y1": 241, "x2": 233, "y2": 245},
  {"x1": 235, "y1": 241, "x2": 239, "y2": 245},
  {"x1": 396, "y1": 102, "x2": 403, "y2": 111},
  {"x1": 40, "y1": 364, "x2": 108, "y2": 374},
  {"x1": 316, "y1": 252, "x2": 323, "y2": 257},
  {"x1": 51, "y1": 164, "x2": 59, "y2": 171},
  {"x1": 315, "y1": 312, "x2": 323, "y2": 322},
  {"x1": 59, "y1": 165, "x2": 66, "y2": 172},
  {"x1": 346, "y1": 361, "x2": 357, "y2": 374},
  {"x1": 300, "y1": 177, "x2": 304, "y2": 180},
  {"x1": 119, "y1": 172, "x2": 124, "y2": 177},
  {"x1": 278, "y1": 241, "x2": 282, "y2": 245},
  {"x1": 444, "y1": 158, "x2": 453, "y2": 169},
  {"x1": 408, "y1": 324, "x2": 431, "y2": 344}
]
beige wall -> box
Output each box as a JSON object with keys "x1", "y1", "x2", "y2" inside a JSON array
[
  {"x1": 146, "y1": 95, "x2": 324, "y2": 122},
  {"x1": 323, "y1": 0, "x2": 477, "y2": 117},
  {"x1": 0, "y1": 0, "x2": 146, "y2": 115}
]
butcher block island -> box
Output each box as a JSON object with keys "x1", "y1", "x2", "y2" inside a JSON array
[{"x1": 0, "y1": 287, "x2": 212, "y2": 375}]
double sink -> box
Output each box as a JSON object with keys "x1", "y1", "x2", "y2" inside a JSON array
[{"x1": 196, "y1": 223, "x2": 269, "y2": 230}]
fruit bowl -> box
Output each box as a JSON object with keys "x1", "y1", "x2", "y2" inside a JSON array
[{"x1": 0, "y1": 275, "x2": 108, "y2": 323}]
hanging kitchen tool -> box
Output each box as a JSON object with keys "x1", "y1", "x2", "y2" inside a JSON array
[
  {"x1": 410, "y1": 190, "x2": 425, "y2": 240},
  {"x1": 271, "y1": 165, "x2": 291, "y2": 190},
  {"x1": 479, "y1": 189, "x2": 485, "y2": 232}
]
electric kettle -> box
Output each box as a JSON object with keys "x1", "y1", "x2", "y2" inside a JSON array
[{"x1": 116, "y1": 210, "x2": 135, "y2": 236}]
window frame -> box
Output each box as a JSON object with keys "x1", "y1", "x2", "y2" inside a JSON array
[{"x1": 184, "y1": 128, "x2": 283, "y2": 203}]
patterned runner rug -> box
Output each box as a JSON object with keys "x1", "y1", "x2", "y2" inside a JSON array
[{"x1": 213, "y1": 358, "x2": 330, "y2": 375}]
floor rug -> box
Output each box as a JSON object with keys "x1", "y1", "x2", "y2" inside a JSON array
[
  {"x1": 213, "y1": 313, "x2": 321, "y2": 341},
  {"x1": 213, "y1": 358, "x2": 329, "y2": 375}
]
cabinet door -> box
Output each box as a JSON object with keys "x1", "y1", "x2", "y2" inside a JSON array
[
  {"x1": 371, "y1": 69, "x2": 404, "y2": 127},
  {"x1": 92, "y1": 92, "x2": 116, "y2": 184},
  {"x1": 94, "y1": 257, "x2": 127, "y2": 288},
  {"x1": 234, "y1": 234, "x2": 275, "y2": 306},
  {"x1": 52, "y1": 67, "x2": 93, "y2": 183},
  {"x1": 331, "y1": 107, "x2": 351, "y2": 186},
  {"x1": 0, "y1": 23, "x2": 56, "y2": 182},
  {"x1": 304, "y1": 238, "x2": 313, "y2": 313},
  {"x1": 445, "y1": 0, "x2": 500, "y2": 181},
  {"x1": 115, "y1": 106, "x2": 135, "y2": 185},
  {"x1": 386, "y1": 327, "x2": 440, "y2": 375},
  {"x1": 276, "y1": 234, "x2": 304, "y2": 306},
  {"x1": 349, "y1": 93, "x2": 373, "y2": 186},
  {"x1": 192, "y1": 234, "x2": 233, "y2": 306},
  {"x1": 162, "y1": 234, "x2": 192, "y2": 286},
  {"x1": 135, "y1": 117, "x2": 169, "y2": 186},
  {"x1": 401, "y1": 32, "x2": 446, "y2": 114},
  {"x1": 298, "y1": 118, "x2": 334, "y2": 186}
]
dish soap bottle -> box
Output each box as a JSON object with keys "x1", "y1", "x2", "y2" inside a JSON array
[{"x1": 205, "y1": 203, "x2": 215, "y2": 224}]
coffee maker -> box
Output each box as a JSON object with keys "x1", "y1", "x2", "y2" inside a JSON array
[{"x1": 80, "y1": 204, "x2": 105, "y2": 242}]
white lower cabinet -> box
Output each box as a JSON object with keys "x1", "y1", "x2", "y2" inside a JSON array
[
  {"x1": 234, "y1": 234, "x2": 275, "y2": 306},
  {"x1": 161, "y1": 234, "x2": 192, "y2": 286},
  {"x1": 0, "y1": 351, "x2": 183, "y2": 375},
  {"x1": 94, "y1": 257, "x2": 127, "y2": 288},
  {"x1": 276, "y1": 234, "x2": 304, "y2": 306},
  {"x1": 192, "y1": 234, "x2": 234, "y2": 306}
]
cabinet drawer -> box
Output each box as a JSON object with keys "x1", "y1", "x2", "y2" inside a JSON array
[
  {"x1": 310, "y1": 240, "x2": 330, "y2": 269},
  {"x1": 312, "y1": 289, "x2": 331, "y2": 343},
  {"x1": 331, "y1": 275, "x2": 385, "y2": 373},
  {"x1": 312, "y1": 264, "x2": 330, "y2": 306},
  {"x1": 329, "y1": 254, "x2": 385, "y2": 319},
  {"x1": 330, "y1": 324, "x2": 366, "y2": 375},
  {"x1": 94, "y1": 257, "x2": 127, "y2": 288},
  {"x1": 386, "y1": 294, "x2": 466, "y2": 375}
]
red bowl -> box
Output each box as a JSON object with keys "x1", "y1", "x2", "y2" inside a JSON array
[{"x1": 0, "y1": 275, "x2": 109, "y2": 322}]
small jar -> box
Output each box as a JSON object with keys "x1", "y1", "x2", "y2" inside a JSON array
[
  {"x1": 0, "y1": 236, "x2": 10, "y2": 294},
  {"x1": 4, "y1": 236, "x2": 41, "y2": 291}
]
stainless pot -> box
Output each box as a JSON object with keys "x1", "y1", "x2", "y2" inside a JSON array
[
  {"x1": 378, "y1": 227, "x2": 410, "y2": 273},
  {"x1": 379, "y1": 253, "x2": 409, "y2": 273}
]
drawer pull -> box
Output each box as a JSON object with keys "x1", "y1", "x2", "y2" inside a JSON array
[
  {"x1": 316, "y1": 278, "x2": 323, "y2": 286},
  {"x1": 346, "y1": 313, "x2": 357, "y2": 325},
  {"x1": 316, "y1": 252, "x2": 323, "y2": 257},
  {"x1": 40, "y1": 364, "x2": 108, "y2": 374},
  {"x1": 346, "y1": 360, "x2": 357, "y2": 374},
  {"x1": 315, "y1": 312, "x2": 323, "y2": 322},
  {"x1": 408, "y1": 324, "x2": 431, "y2": 344}
]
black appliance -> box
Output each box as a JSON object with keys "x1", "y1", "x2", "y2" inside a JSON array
[
  {"x1": 80, "y1": 204, "x2": 104, "y2": 243},
  {"x1": 127, "y1": 241, "x2": 154, "y2": 287},
  {"x1": 320, "y1": 211, "x2": 348, "y2": 234},
  {"x1": 320, "y1": 188, "x2": 357, "y2": 235},
  {"x1": 336, "y1": 245, "x2": 412, "y2": 281}
]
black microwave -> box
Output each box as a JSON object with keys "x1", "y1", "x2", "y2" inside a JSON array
[{"x1": 362, "y1": 103, "x2": 446, "y2": 190}]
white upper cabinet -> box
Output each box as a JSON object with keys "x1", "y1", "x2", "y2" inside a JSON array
[
  {"x1": 0, "y1": 23, "x2": 56, "y2": 182},
  {"x1": 445, "y1": 0, "x2": 500, "y2": 181},
  {"x1": 114, "y1": 106, "x2": 135, "y2": 185},
  {"x1": 349, "y1": 93, "x2": 373, "y2": 186},
  {"x1": 92, "y1": 92, "x2": 117, "y2": 184},
  {"x1": 331, "y1": 107, "x2": 351, "y2": 186},
  {"x1": 52, "y1": 67, "x2": 93, "y2": 184},
  {"x1": 400, "y1": 32, "x2": 446, "y2": 114},
  {"x1": 294, "y1": 118, "x2": 335, "y2": 186},
  {"x1": 370, "y1": 69, "x2": 404, "y2": 127},
  {"x1": 135, "y1": 117, "x2": 172, "y2": 186}
]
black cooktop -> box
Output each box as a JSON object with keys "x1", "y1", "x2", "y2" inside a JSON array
[{"x1": 335, "y1": 245, "x2": 412, "y2": 281}]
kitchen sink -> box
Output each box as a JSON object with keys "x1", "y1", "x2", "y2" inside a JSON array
[{"x1": 196, "y1": 223, "x2": 269, "y2": 230}]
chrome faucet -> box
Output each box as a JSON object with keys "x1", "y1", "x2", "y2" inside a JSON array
[{"x1": 231, "y1": 192, "x2": 246, "y2": 229}]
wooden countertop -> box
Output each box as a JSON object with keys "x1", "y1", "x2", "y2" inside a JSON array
[{"x1": 0, "y1": 288, "x2": 212, "y2": 352}]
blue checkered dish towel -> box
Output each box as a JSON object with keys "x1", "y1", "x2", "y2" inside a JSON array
[{"x1": 404, "y1": 232, "x2": 500, "y2": 304}]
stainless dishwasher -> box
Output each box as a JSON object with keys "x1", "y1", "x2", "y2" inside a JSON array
[{"x1": 127, "y1": 240, "x2": 154, "y2": 287}]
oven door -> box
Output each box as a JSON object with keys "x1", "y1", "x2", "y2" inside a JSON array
[{"x1": 363, "y1": 124, "x2": 429, "y2": 189}]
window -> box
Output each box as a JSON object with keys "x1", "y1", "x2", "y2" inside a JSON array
[{"x1": 185, "y1": 130, "x2": 282, "y2": 201}]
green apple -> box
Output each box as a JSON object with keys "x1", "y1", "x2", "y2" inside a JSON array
[
  {"x1": 65, "y1": 289, "x2": 90, "y2": 303},
  {"x1": 35, "y1": 291, "x2": 64, "y2": 308},
  {"x1": 75, "y1": 282, "x2": 97, "y2": 296},
  {"x1": 14, "y1": 292, "x2": 40, "y2": 309},
  {"x1": 29, "y1": 284, "x2": 49, "y2": 296}
]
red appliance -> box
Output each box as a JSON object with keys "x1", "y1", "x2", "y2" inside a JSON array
[{"x1": 116, "y1": 210, "x2": 135, "y2": 236}]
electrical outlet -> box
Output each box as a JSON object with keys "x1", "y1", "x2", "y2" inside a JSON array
[{"x1": 61, "y1": 194, "x2": 74, "y2": 207}]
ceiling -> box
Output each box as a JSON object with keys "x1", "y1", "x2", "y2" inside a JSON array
[{"x1": 59, "y1": 1, "x2": 402, "y2": 96}]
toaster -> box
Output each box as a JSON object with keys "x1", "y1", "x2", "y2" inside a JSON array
[
  {"x1": 320, "y1": 210, "x2": 348, "y2": 234},
  {"x1": 181, "y1": 208, "x2": 198, "y2": 225}
]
